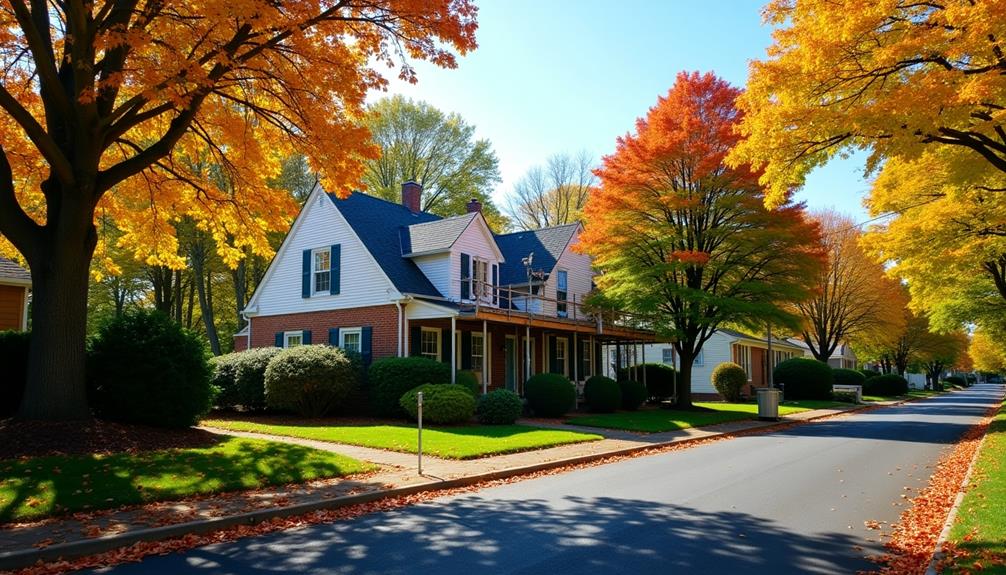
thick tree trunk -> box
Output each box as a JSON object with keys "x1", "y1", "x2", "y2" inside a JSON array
[
  {"x1": 676, "y1": 348, "x2": 694, "y2": 408},
  {"x1": 232, "y1": 259, "x2": 246, "y2": 331},
  {"x1": 191, "y1": 246, "x2": 221, "y2": 356}
]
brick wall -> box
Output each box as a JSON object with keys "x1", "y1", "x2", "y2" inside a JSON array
[{"x1": 249, "y1": 304, "x2": 400, "y2": 358}]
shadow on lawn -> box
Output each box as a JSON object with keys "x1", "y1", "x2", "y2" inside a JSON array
[{"x1": 91, "y1": 494, "x2": 872, "y2": 575}]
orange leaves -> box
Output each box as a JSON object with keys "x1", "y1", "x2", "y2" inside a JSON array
[{"x1": 667, "y1": 250, "x2": 711, "y2": 266}]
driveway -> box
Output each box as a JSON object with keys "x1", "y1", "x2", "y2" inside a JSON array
[{"x1": 92, "y1": 384, "x2": 1004, "y2": 575}]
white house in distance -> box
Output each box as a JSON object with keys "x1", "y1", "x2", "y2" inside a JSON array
[
  {"x1": 620, "y1": 328, "x2": 804, "y2": 400},
  {"x1": 235, "y1": 182, "x2": 654, "y2": 393},
  {"x1": 787, "y1": 338, "x2": 859, "y2": 370},
  {"x1": 0, "y1": 258, "x2": 30, "y2": 331}
]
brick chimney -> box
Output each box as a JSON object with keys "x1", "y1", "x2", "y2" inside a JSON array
[
  {"x1": 466, "y1": 197, "x2": 483, "y2": 214},
  {"x1": 401, "y1": 181, "x2": 422, "y2": 213}
]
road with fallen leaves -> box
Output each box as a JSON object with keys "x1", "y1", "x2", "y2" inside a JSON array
[{"x1": 91, "y1": 384, "x2": 1004, "y2": 575}]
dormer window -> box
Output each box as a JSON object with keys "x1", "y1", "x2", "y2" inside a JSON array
[{"x1": 556, "y1": 269, "x2": 568, "y2": 317}]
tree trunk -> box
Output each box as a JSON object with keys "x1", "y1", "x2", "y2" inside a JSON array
[
  {"x1": 192, "y1": 247, "x2": 221, "y2": 356},
  {"x1": 232, "y1": 259, "x2": 247, "y2": 331},
  {"x1": 676, "y1": 348, "x2": 694, "y2": 408},
  {"x1": 173, "y1": 269, "x2": 183, "y2": 323},
  {"x1": 17, "y1": 218, "x2": 97, "y2": 421},
  {"x1": 185, "y1": 279, "x2": 195, "y2": 329}
]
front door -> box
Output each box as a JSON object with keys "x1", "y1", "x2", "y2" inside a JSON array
[{"x1": 504, "y1": 336, "x2": 517, "y2": 392}]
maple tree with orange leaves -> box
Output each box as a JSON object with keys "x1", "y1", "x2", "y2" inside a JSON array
[
  {"x1": 579, "y1": 71, "x2": 824, "y2": 408},
  {"x1": 0, "y1": 0, "x2": 478, "y2": 421}
]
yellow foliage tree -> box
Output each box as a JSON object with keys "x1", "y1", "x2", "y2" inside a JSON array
[
  {"x1": 970, "y1": 329, "x2": 1006, "y2": 373},
  {"x1": 0, "y1": 1, "x2": 478, "y2": 420}
]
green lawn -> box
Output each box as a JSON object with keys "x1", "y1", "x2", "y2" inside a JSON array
[
  {"x1": 944, "y1": 401, "x2": 1006, "y2": 574},
  {"x1": 565, "y1": 401, "x2": 845, "y2": 434},
  {"x1": 204, "y1": 420, "x2": 602, "y2": 460},
  {"x1": 0, "y1": 437, "x2": 373, "y2": 523}
]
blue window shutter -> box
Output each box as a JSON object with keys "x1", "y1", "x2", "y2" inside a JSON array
[
  {"x1": 330, "y1": 244, "x2": 341, "y2": 295},
  {"x1": 460, "y1": 253, "x2": 470, "y2": 300},
  {"x1": 361, "y1": 326, "x2": 373, "y2": 365},
  {"x1": 275, "y1": 332, "x2": 284, "y2": 347},
  {"x1": 302, "y1": 330, "x2": 312, "y2": 345},
  {"x1": 492, "y1": 264, "x2": 498, "y2": 305},
  {"x1": 410, "y1": 326, "x2": 421, "y2": 357},
  {"x1": 441, "y1": 328, "x2": 450, "y2": 364},
  {"x1": 301, "y1": 250, "x2": 312, "y2": 298},
  {"x1": 461, "y1": 331, "x2": 472, "y2": 370},
  {"x1": 328, "y1": 328, "x2": 340, "y2": 346}
]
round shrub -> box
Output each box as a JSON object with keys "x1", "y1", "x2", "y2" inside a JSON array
[
  {"x1": 584, "y1": 375, "x2": 621, "y2": 413},
  {"x1": 711, "y1": 362, "x2": 747, "y2": 402},
  {"x1": 859, "y1": 368, "x2": 881, "y2": 379},
  {"x1": 619, "y1": 363, "x2": 676, "y2": 400},
  {"x1": 832, "y1": 368, "x2": 867, "y2": 389},
  {"x1": 456, "y1": 370, "x2": 482, "y2": 397},
  {"x1": 773, "y1": 357, "x2": 833, "y2": 400},
  {"x1": 476, "y1": 389, "x2": 524, "y2": 424},
  {"x1": 209, "y1": 352, "x2": 241, "y2": 408},
  {"x1": 264, "y1": 345, "x2": 358, "y2": 417},
  {"x1": 0, "y1": 330, "x2": 30, "y2": 416},
  {"x1": 619, "y1": 380, "x2": 647, "y2": 411},
  {"x1": 525, "y1": 373, "x2": 576, "y2": 417},
  {"x1": 400, "y1": 384, "x2": 476, "y2": 425},
  {"x1": 211, "y1": 347, "x2": 282, "y2": 410},
  {"x1": 863, "y1": 373, "x2": 909, "y2": 397},
  {"x1": 367, "y1": 357, "x2": 450, "y2": 417},
  {"x1": 88, "y1": 310, "x2": 212, "y2": 428},
  {"x1": 943, "y1": 375, "x2": 966, "y2": 388}
]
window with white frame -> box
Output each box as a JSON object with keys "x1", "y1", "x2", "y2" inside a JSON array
[
  {"x1": 284, "y1": 331, "x2": 303, "y2": 348},
  {"x1": 582, "y1": 339, "x2": 592, "y2": 374},
  {"x1": 340, "y1": 328, "x2": 362, "y2": 353},
  {"x1": 313, "y1": 247, "x2": 331, "y2": 294},
  {"x1": 555, "y1": 337, "x2": 568, "y2": 375},
  {"x1": 472, "y1": 332, "x2": 484, "y2": 369},
  {"x1": 421, "y1": 328, "x2": 440, "y2": 361},
  {"x1": 556, "y1": 270, "x2": 568, "y2": 317},
  {"x1": 474, "y1": 259, "x2": 489, "y2": 298},
  {"x1": 662, "y1": 348, "x2": 675, "y2": 365}
]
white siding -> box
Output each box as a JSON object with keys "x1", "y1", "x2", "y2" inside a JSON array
[
  {"x1": 541, "y1": 227, "x2": 593, "y2": 318},
  {"x1": 250, "y1": 192, "x2": 399, "y2": 316},
  {"x1": 448, "y1": 215, "x2": 503, "y2": 303},
  {"x1": 413, "y1": 254, "x2": 450, "y2": 297}
]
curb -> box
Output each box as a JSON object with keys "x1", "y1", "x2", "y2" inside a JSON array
[{"x1": 0, "y1": 401, "x2": 880, "y2": 571}]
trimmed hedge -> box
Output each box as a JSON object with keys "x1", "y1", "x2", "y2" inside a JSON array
[
  {"x1": 584, "y1": 375, "x2": 621, "y2": 413},
  {"x1": 711, "y1": 362, "x2": 747, "y2": 402},
  {"x1": 863, "y1": 373, "x2": 909, "y2": 397},
  {"x1": 264, "y1": 345, "x2": 358, "y2": 417},
  {"x1": 211, "y1": 347, "x2": 282, "y2": 410},
  {"x1": 476, "y1": 389, "x2": 524, "y2": 424},
  {"x1": 525, "y1": 373, "x2": 576, "y2": 417},
  {"x1": 859, "y1": 368, "x2": 881, "y2": 379},
  {"x1": 88, "y1": 310, "x2": 212, "y2": 428},
  {"x1": 619, "y1": 363, "x2": 676, "y2": 400},
  {"x1": 832, "y1": 368, "x2": 867, "y2": 389},
  {"x1": 773, "y1": 357, "x2": 833, "y2": 400},
  {"x1": 943, "y1": 375, "x2": 966, "y2": 388},
  {"x1": 367, "y1": 357, "x2": 450, "y2": 417},
  {"x1": 0, "y1": 330, "x2": 29, "y2": 416},
  {"x1": 400, "y1": 384, "x2": 476, "y2": 425},
  {"x1": 619, "y1": 380, "x2": 647, "y2": 411},
  {"x1": 456, "y1": 370, "x2": 482, "y2": 397}
]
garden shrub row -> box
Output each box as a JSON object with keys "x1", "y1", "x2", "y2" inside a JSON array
[
  {"x1": 864, "y1": 374, "x2": 909, "y2": 396},
  {"x1": 773, "y1": 358, "x2": 833, "y2": 400}
]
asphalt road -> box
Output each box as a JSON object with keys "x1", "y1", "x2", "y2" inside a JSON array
[{"x1": 92, "y1": 384, "x2": 1005, "y2": 575}]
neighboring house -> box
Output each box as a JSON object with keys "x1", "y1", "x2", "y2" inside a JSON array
[
  {"x1": 0, "y1": 258, "x2": 30, "y2": 331},
  {"x1": 624, "y1": 329, "x2": 804, "y2": 400},
  {"x1": 237, "y1": 182, "x2": 653, "y2": 393},
  {"x1": 788, "y1": 338, "x2": 859, "y2": 370}
]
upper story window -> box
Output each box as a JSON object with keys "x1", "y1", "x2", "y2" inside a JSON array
[
  {"x1": 341, "y1": 328, "x2": 362, "y2": 353},
  {"x1": 313, "y1": 247, "x2": 331, "y2": 294},
  {"x1": 474, "y1": 259, "x2": 489, "y2": 298},
  {"x1": 556, "y1": 269, "x2": 568, "y2": 317},
  {"x1": 421, "y1": 328, "x2": 440, "y2": 361}
]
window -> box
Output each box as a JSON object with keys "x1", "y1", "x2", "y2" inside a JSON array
[
  {"x1": 421, "y1": 328, "x2": 440, "y2": 361},
  {"x1": 736, "y1": 345, "x2": 751, "y2": 379},
  {"x1": 582, "y1": 340, "x2": 592, "y2": 375},
  {"x1": 555, "y1": 337, "x2": 568, "y2": 375},
  {"x1": 341, "y1": 328, "x2": 362, "y2": 353},
  {"x1": 556, "y1": 270, "x2": 568, "y2": 317},
  {"x1": 284, "y1": 331, "x2": 303, "y2": 348},
  {"x1": 662, "y1": 348, "x2": 675, "y2": 365},
  {"x1": 313, "y1": 247, "x2": 331, "y2": 294},
  {"x1": 474, "y1": 260, "x2": 490, "y2": 299},
  {"x1": 472, "y1": 332, "x2": 484, "y2": 369},
  {"x1": 694, "y1": 350, "x2": 705, "y2": 366}
]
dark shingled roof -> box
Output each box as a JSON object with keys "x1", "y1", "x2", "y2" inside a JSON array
[
  {"x1": 495, "y1": 223, "x2": 580, "y2": 285},
  {"x1": 401, "y1": 213, "x2": 477, "y2": 255},
  {"x1": 0, "y1": 258, "x2": 30, "y2": 283},
  {"x1": 327, "y1": 192, "x2": 442, "y2": 297}
]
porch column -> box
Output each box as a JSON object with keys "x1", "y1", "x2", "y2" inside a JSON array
[
  {"x1": 615, "y1": 342, "x2": 622, "y2": 379},
  {"x1": 590, "y1": 335, "x2": 595, "y2": 376},
  {"x1": 451, "y1": 316, "x2": 457, "y2": 384},
  {"x1": 525, "y1": 324, "x2": 531, "y2": 386},
  {"x1": 482, "y1": 319, "x2": 488, "y2": 394},
  {"x1": 642, "y1": 342, "x2": 647, "y2": 388},
  {"x1": 404, "y1": 318, "x2": 410, "y2": 357}
]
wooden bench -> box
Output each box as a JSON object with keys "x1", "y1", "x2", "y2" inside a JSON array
[{"x1": 833, "y1": 384, "x2": 862, "y2": 403}]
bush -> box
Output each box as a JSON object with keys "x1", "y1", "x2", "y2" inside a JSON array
[
  {"x1": 773, "y1": 358, "x2": 833, "y2": 400},
  {"x1": 0, "y1": 330, "x2": 29, "y2": 416},
  {"x1": 525, "y1": 373, "x2": 576, "y2": 417},
  {"x1": 456, "y1": 370, "x2": 482, "y2": 397},
  {"x1": 367, "y1": 357, "x2": 450, "y2": 417},
  {"x1": 209, "y1": 352, "x2": 241, "y2": 408},
  {"x1": 711, "y1": 362, "x2": 747, "y2": 402},
  {"x1": 619, "y1": 363, "x2": 676, "y2": 400},
  {"x1": 476, "y1": 389, "x2": 524, "y2": 424},
  {"x1": 400, "y1": 384, "x2": 476, "y2": 425},
  {"x1": 88, "y1": 310, "x2": 212, "y2": 428},
  {"x1": 943, "y1": 375, "x2": 966, "y2": 389},
  {"x1": 619, "y1": 380, "x2": 647, "y2": 411},
  {"x1": 859, "y1": 368, "x2": 881, "y2": 379},
  {"x1": 584, "y1": 375, "x2": 621, "y2": 413},
  {"x1": 863, "y1": 374, "x2": 909, "y2": 397},
  {"x1": 211, "y1": 347, "x2": 282, "y2": 410},
  {"x1": 264, "y1": 345, "x2": 358, "y2": 417},
  {"x1": 932, "y1": 380, "x2": 945, "y2": 392},
  {"x1": 832, "y1": 368, "x2": 867, "y2": 389}
]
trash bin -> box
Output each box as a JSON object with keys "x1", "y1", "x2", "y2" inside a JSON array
[{"x1": 757, "y1": 388, "x2": 781, "y2": 421}]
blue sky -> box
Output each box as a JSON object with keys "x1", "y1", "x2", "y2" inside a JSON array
[{"x1": 377, "y1": 0, "x2": 871, "y2": 221}]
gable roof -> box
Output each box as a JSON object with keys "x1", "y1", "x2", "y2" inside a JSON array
[
  {"x1": 0, "y1": 258, "x2": 30, "y2": 284},
  {"x1": 327, "y1": 192, "x2": 442, "y2": 297},
  {"x1": 719, "y1": 328, "x2": 803, "y2": 350},
  {"x1": 401, "y1": 213, "x2": 478, "y2": 256},
  {"x1": 494, "y1": 223, "x2": 580, "y2": 285}
]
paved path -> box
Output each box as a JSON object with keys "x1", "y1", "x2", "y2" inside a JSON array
[{"x1": 89, "y1": 385, "x2": 1004, "y2": 575}]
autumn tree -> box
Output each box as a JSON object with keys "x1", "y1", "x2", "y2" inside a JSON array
[
  {"x1": 580, "y1": 71, "x2": 824, "y2": 408},
  {"x1": 797, "y1": 211, "x2": 906, "y2": 361},
  {"x1": 0, "y1": 1, "x2": 477, "y2": 421},
  {"x1": 730, "y1": 1, "x2": 1006, "y2": 208},
  {"x1": 970, "y1": 329, "x2": 1006, "y2": 374},
  {"x1": 362, "y1": 95, "x2": 506, "y2": 229},
  {"x1": 854, "y1": 306, "x2": 931, "y2": 377},
  {"x1": 506, "y1": 151, "x2": 595, "y2": 230},
  {"x1": 913, "y1": 329, "x2": 969, "y2": 388}
]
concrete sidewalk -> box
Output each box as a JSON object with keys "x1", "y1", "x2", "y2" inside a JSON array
[{"x1": 0, "y1": 402, "x2": 878, "y2": 570}]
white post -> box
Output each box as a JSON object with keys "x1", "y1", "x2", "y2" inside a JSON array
[
  {"x1": 525, "y1": 324, "x2": 531, "y2": 384},
  {"x1": 404, "y1": 318, "x2": 410, "y2": 357},
  {"x1": 482, "y1": 319, "x2": 488, "y2": 394},
  {"x1": 451, "y1": 316, "x2": 457, "y2": 384},
  {"x1": 417, "y1": 391, "x2": 423, "y2": 475},
  {"x1": 573, "y1": 331, "x2": 579, "y2": 383}
]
